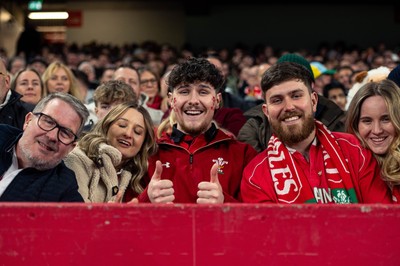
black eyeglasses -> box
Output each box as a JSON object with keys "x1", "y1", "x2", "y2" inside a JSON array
[
  {"x1": 33, "y1": 112, "x2": 78, "y2": 145},
  {"x1": 0, "y1": 72, "x2": 7, "y2": 77},
  {"x1": 140, "y1": 78, "x2": 157, "y2": 86}
]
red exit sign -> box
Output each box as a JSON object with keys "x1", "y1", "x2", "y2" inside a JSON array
[{"x1": 66, "y1": 10, "x2": 82, "y2": 27}]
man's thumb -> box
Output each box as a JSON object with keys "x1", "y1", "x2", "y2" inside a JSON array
[
  {"x1": 210, "y1": 162, "x2": 219, "y2": 183},
  {"x1": 152, "y1": 160, "x2": 163, "y2": 181}
]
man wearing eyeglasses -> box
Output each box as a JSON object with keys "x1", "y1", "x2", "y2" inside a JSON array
[
  {"x1": 112, "y1": 66, "x2": 164, "y2": 126},
  {"x1": 0, "y1": 92, "x2": 89, "y2": 202},
  {"x1": 0, "y1": 57, "x2": 34, "y2": 129}
]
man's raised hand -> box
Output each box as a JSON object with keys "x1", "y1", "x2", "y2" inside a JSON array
[
  {"x1": 148, "y1": 160, "x2": 175, "y2": 203},
  {"x1": 197, "y1": 163, "x2": 224, "y2": 204}
]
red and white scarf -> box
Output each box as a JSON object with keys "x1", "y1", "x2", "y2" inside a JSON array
[{"x1": 267, "y1": 120, "x2": 358, "y2": 204}]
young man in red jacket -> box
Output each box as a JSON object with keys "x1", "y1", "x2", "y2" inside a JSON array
[
  {"x1": 138, "y1": 57, "x2": 258, "y2": 203},
  {"x1": 241, "y1": 61, "x2": 392, "y2": 204}
]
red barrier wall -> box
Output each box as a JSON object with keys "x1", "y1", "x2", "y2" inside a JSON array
[{"x1": 0, "y1": 203, "x2": 399, "y2": 266}]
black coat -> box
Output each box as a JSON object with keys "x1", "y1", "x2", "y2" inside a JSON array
[{"x1": 0, "y1": 90, "x2": 34, "y2": 129}]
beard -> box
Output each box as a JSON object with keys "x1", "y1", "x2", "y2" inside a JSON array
[
  {"x1": 270, "y1": 111, "x2": 315, "y2": 146},
  {"x1": 19, "y1": 138, "x2": 62, "y2": 171},
  {"x1": 179, "y1": 120, "x2": 210, "y2": 136}
]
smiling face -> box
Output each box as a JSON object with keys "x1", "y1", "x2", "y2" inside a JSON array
[
  {"x1": 358, "y1": 95, "x2": 395, "y2": 155},
  {"x1": 14, "y1": 70, "x2": 42, "y2": 105},
  {"x1": 47, "y1": 67, "x2": 71, "y2": 94},
  {"x1": 170, "y1": 81, "x2": 221, "y2": 136},
  {"x1": 106, "y1": 108, "x2": 146, "y2": 163},
  {"x1": 17, "y1": 99, "x2": 80, "y2": 170},
  {"x1": 139, "y1": 70, "x2": 159, "y2": 99},
  {"x1": 263, "y1": 80, "x2": 317, "y2": 146}
]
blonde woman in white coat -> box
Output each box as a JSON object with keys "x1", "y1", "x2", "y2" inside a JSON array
[{"x1": 64, "y1": 102, "x2": 157, "y2": 203}]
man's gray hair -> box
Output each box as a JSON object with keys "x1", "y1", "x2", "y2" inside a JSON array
[{"x1": 33, "y1": 92, "x2": 89, "y2": 137}]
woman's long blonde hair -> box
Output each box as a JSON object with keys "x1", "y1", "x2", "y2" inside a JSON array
[
  {"x1": 346, "y1": 79, "x2": 400, "y2": 185},
  {"x1": 157, "y1": 109, "x2": 176, "y2": 139},
  {"x1": 79, "y1": 102, "x2": 157, "y2": 193}
]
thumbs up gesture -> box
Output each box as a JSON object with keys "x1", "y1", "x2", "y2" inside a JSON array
[
  {"x1": 147, "y1": 160, "x2": 175, "y2": 203},
  {"x1": 196, "y1": 163, "x2": 224, "y2": 204}
]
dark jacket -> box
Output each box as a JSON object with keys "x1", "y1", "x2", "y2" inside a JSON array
[
  {"x1": 0, "y1": 90, "x2": 34, "y2": 129},
  {"x1": 0, "y1": 125, "x2": 84, "y2": 202},
  {"x1": 237, "y1": 95, "x2": 346, "y2": 153},
  {"x1": 221, "y1": 90, "x2": 259, "y2": 112}
]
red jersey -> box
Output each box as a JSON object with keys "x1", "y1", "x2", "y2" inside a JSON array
[
  {"x1": 139, "y1": 124, "x2": 258, "y2": 203},
  {"x1": 241, "y1": 132, "x2": 392, "y2": 204}
]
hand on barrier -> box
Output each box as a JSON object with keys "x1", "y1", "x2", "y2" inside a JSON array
[
  {"x1": 196, "y1": 162, "x2": 224, "y2": 204},
  {"x1": 148, "y1": 160, "x2": 175, "y2": 203},
  {"x1": 107, "y1": 191, "x2": 139, "y2": 204},
  {"x1": 108, "y1": 191, "x2": 123, "y2": 203},
  {"x1": 127, "y1": 198, "x2": 139, "y2": 204}
]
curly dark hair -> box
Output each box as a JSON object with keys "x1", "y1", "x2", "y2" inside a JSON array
[{"x1": 167, "y1": 57, "x2": 224, "y2": 93}]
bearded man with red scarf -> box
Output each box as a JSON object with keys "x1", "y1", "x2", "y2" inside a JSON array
[{"x1": 241, "y1": 61, "x2": 392, "y2": 204}]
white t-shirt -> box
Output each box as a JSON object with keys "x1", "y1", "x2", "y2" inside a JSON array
[{"x1": 0, "y1": 146, "x2": 23, "y2": 197}]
